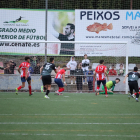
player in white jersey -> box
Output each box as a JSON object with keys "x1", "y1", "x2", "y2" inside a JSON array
[
  {"x1": 67, "y1": 56, "x2": 77, "y2": 84},
  {"x1": 82, "y1": 54, "x2": 90, "y2": 84}
]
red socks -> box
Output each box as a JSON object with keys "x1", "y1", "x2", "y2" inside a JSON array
[
  {"x1": 17, "y1": 86, "x2": 22, "y2": 90},
  {"x1": 104, "y1": 86, "x2": 107, "y2": 95},
  {"x1": 96, "y1": 86, "x2": 100, "y2": 91},
  {"x1": 58, "y1": 88, "x2": 64, "y2": 92},
  {"x1": 29, "y1": 86, "x2": 32, "y2": 95}
]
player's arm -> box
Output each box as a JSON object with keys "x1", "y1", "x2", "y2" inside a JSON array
[
  {"x1": 40, "y1": 66, "x2": 43, "y2": 74},
  {"x1": 123, "y1": 74, "x2": 128, "y2": 83},
  {"x1": 54, "y1": 69, "x2": 57, "y2": 73},
  {"x1": 25, "y1": 67, "x2": 28, "y2": 79},
  {"x1": 62, "y1": 73, "x2": 67, "y2": 86}
]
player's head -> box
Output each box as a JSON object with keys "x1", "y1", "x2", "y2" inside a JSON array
[
  {"x1": 134, "y1": 67, "x2": 138, "y2": 72},
  {"x1": 37, "y1": 63, "x2": 40, "y2": 66},
  {"x1": 50, "y1": 58, "x2": 54, "y2": 63},
  {"x1": 65, "y1": 23, "x2": 75, "y2": 36},
  {"x1": 62, "y1": 65, "x2": 67, "y2": 71},
  {"x1": 99, "y1": 60, "x2": 104, "y2": 65},
  {"x1": 115, "y1": 78, "x2": 120, "y2": 84},
  {"x1": 111, "y1": 64, "x2": 115, "y2": 69},
  {"x1": 25, "y1": 56, "x2": 30, "y2": 63},
  {"x1": 84, "y1": 54, "x2": 87, "y2": 59}
]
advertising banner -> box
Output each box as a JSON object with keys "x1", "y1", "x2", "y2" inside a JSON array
[
  {"x1": 75, "y1": 10, "x2": 140, "y2": 56},
  {"x1": 0, "y1": 9, "x2": 45, "y2": 55}
]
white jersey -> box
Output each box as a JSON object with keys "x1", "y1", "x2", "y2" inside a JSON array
[
  {"x1": 82, "y1": 59, "x2": 90, "y2": 71},
  {"x1": 67, "y1": 60, "x2": 77, "y2": 70}
]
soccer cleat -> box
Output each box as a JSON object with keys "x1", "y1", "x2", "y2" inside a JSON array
[
  {"x1": 59, "y1": 93, "x2": 63, "y2": 95},
  {"x1": 54, "y1": 91, "x2": 60, "y2": 95},
  {"x1": 105, "y1": 95, "x2": 108, "y2": 98},
  {"x1": 132, "y1": 94, "x2": 136, "y2": 98},
  {"x1": 136, "y1": 99, "x2": 139, "y2": 102},
  {"x1": 15, "y1": 88, "x2": 18, "y2": 95},
  {"x1": 44, "y1": 95, "x2": 50, "y2": 99},
  {"x1": 95, "y1": 90, "x2": 99, "y2": 96},
  {"x1": 29, "y1": 93, "x2": 33, "y2": 96}
]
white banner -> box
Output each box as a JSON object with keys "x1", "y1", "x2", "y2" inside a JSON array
[
  {"x1": 75, "y1": 10, "x2": 140, "y2": 56},
  {"x1": 0, "y1": 9, "x2": 45, "y2": 55}
]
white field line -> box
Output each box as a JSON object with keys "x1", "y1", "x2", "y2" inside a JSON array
[
  {"x1": 0, "y1": 122, "x2": 140, "y2": 125},
  {"x1": 0, "y1": 114, "x2": 140, "y2": 116},
  {"x1": 0, "y1": 133, "x2": 139, "y2": 138}
]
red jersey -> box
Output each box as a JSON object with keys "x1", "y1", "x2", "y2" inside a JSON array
[
  {"x1": 55, "y1": 69, "x2": 65, "y2": 79},
  {"x1": 95, "y1": 65, "x2": 107, "y2": 80},
  {"x1": 19, "y1": 62, "x2": 30, "y2": 77}
]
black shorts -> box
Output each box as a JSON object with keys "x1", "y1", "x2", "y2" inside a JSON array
[
  {"x1": 128, "y1": 81, "x2": 139, "y2": 92},
  {"x1": 97, "y1": 80, "x2": 106, "y2": 86},
  {"x1": 70, "y1": 70, "x2": 75, "y2": 76},
  {"x1": 42, "y1": 75, "x2": 52, "y2": 85}
]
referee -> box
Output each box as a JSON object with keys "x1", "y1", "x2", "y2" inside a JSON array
[{"x1": 123, "y1": 67, "x2": 140, "y2": 102}]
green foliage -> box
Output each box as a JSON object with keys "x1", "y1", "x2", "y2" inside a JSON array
[{"x1": 0, "y1": 0, "x2": 140, "y2": 9}]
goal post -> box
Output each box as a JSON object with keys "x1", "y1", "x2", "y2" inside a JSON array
[{"x1": 0, "y1": 40, "x2": 128, "y2": 94}]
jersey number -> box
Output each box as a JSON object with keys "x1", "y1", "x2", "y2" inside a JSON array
[
  {"x1": 132, "y1": 74, "x2": 135, "y2": 78},
  {"x1": 45, "y1": 65, "x2": 50, "y2": 70},
  {"x1": 97, "y1": 66, "x2": 104, "y2": 71}
]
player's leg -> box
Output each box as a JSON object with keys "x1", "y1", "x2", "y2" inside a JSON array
[
  {"x1": 56, "y1": 79, "x2": 64, "y2": 95},
  {"x1": 79, "y1": 78, "x2": 83, "y2": 93},
  {"x1": 15, "y1": 77, "x2": 26, "y2": 95},
  {"x1": 42, "y1": 75, "x2": 51, "y2": 99},
  {"x1": 102, "y1": 80, "x2": 107, "y2": 97},
  {"x1": 128, "y1": 82, "x2": 134, "y2": 100},
  {"x1": 96, "y1": 80, "x2": 101, "y2": 95},
  {"x1": 134, "y1": 82, "x2": 139, "y2": 102},
  {"x1": 27, "y1": 77, "x2": 32, "y2": 96}
]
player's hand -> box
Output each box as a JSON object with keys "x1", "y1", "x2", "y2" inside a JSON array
[
  {"x1": 123, "y1": 80, "x2": 125, "y2": 84},
  {"x1": 25, "y1": 76, "x2": 27, "y2": 80},
  {"x1": 40, "y1": 76, "x2": 42, "y2": 79},
  {"x1": 107, "y1": 77, "x2": 109, "y2": 81},
  {"x1": 65, "y1": 83, "x2": 67, "y2": 86}
]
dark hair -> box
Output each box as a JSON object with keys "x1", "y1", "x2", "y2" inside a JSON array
[
  {"x1": 62, "y1": 65, "x2": 67, "y2": 68},
  {"x1": 88, "y1": 66, "x2": 92, "y2": 69},
  {"x1": 67, "y1": 23, "x2": 75, "y2": 32},
  {"x1": 99, "y1": 60, "x2": 104, "y2": 64},
  {"x1": 134, "y1": 67, "x2": 138, "y2": 71},
  {"x1": 120, "y1": 63, "x2": 123, "y2": 66},
  {"x1": 25, "y1": 56, "x2": 30, "y2": 61},
  {"x1": 50, "y1": 58, "x2": 54, "y2": 62},
  {"x1": 116, "y1": 78, "x2": 120, "y2": 81},
  {"x1": 84, "y1": 54, "x2": 87, "y2": 56},
  {"x1": 112, "y1": 64, "x2": 115, "y2": 67}
]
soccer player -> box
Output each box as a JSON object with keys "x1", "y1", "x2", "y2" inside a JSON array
[
  {"x1": 99, "y1": 78, "x2": 120, "y2": 94},
  {"x1": 15, "y1": 56, "x2": 32, "y2": 96},
  {"x1": 82, "y1": 54, "x2": 90, "y2": 84},
  {"x1": 94, "y1": 60, "x2": 109, "y2": 97},
  {"x1": 123, "y1": 67, "x2": 140, "y2": 102},
  {"x1": 40, "y1": 58, "x2": 57, "y2": 99},
  {"x1": 54, "y1": 65, "x2": 67, "y2": 95},
  {"x1": 51, "y1": 23, "x2": 75, "y2": 55}
]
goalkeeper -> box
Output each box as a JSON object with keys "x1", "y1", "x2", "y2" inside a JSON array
[{"x1": 99, "y1": 78, "x2": 120, "y2": 94}]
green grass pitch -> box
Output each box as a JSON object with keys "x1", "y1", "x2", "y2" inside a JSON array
[{"x1": 0, "y1": 92, "x2": 140, "y2": 140}]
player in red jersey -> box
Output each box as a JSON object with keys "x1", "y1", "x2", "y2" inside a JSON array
[
  {"x1": 15, "y1": 57, "x2": 32, "y2": 96},
  {"x1": 94, "y1": 60, "x2": 109, "y2": 97},
  {"x1": 54, "y1": 65, "x2": 67, "y2": 95}
]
